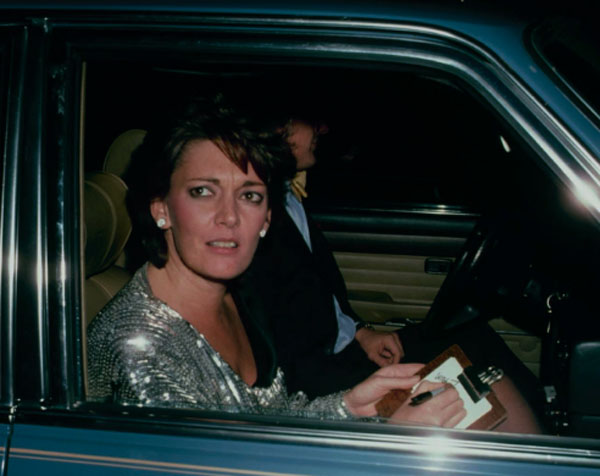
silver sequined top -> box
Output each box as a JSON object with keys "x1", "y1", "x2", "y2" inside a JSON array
[{"x1": 87, "y1": 265, "x2": 352, "y2": 420}]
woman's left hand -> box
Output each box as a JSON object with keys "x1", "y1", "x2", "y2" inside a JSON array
[{"x1": 343, "y1": 363, "x2": 424, "y2": 417}]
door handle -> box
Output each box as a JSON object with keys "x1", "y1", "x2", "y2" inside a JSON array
[{"x1": 424, "y1": 258, "x2": 453, "y2": 275}]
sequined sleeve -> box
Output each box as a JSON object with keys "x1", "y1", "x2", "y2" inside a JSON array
[
  {"x1": 87, "y1": 295, "x2": 217, "y2": 408},
  {"x1": 288, "y1": 390, "x2": 354, "y2": 419},
  {"x1": 87, "y1": 266, "x2": 356, "y2": 420}
]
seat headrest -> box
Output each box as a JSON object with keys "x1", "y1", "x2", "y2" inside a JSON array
[
  {"x1": 84, "y1": 171, "x2": 131, "y2": 277},
  {"x1": 103, "y1": 128, "x2": 147, "y2": 177}
]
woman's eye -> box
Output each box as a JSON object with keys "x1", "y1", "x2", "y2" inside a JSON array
[
  {"x1": 189, "y1": 186, "x2": 212, "y2": 198},
  {"x1": 241, "y1": 191, "x2": 264, "y2": 204}
]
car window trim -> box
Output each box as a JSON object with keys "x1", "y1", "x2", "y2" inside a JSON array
[
  {"x1": 27, "y1": 17, "x2": 600, "y2": 456},
  {"x1": 47, "y1": 13, "x2": 600, "y2": 400}
]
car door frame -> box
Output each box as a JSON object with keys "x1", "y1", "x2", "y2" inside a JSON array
[{"x1": 4, "y1": 9, "x2": 600, "y2": 475}]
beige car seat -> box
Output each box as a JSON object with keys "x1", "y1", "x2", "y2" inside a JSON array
[
  {"x1": 83, "y1": 128, "x2": 147, "y2": 326},
  {"x1": 103, "y1": 128, "x2": 146, "y2": 177},
  {"x1": 83, "y1": 171, "x2": 132, "y2": 325}
]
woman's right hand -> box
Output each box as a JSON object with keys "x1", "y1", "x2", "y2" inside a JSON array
[{"x1": 390, "y1": 380, "x2": 466, "y2": 428}]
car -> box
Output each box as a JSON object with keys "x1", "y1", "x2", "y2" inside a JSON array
[{"x1": 1, "y1": 0, "x2": 600, "y2": 474}]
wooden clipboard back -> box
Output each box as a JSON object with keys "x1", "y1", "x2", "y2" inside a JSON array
[{"x1": 375, "y1": 344, "x2": 507, "y2": 430}]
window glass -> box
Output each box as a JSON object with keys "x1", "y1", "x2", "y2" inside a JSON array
[
  {"x1": 82, "y1": 57, "x2": 600, "y2": 440},
  {"x1": 304, "y1": 74, "x2": 509, "y2": 212},
  {"x1": 531, "y1": 17, "x2": 600, "y2": 121},
  {"x1": 84, "y1": 64, "x2": 508, "y2": 212}
]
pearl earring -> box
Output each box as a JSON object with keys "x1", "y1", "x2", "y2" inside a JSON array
[
  {"x1": 156, "y1": 218, "x2": 166, "y2": 228},
  {"x1": 259, "y1": 229, "x2": 267, "y2": 238}
]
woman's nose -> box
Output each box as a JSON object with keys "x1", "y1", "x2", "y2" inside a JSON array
[{"x1": 215, "y1": 196, "x2": 240, "y2": 228}]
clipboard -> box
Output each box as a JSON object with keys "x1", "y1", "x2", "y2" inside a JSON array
[{"x1": 375, "y1": 344, "x2": 507, "y2": 430}]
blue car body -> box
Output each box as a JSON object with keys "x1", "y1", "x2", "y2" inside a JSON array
[{"x1": 0, "y1": 1, "x2": 599, "y2": 474}]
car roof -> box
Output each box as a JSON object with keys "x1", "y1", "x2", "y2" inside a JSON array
[
  {"x1": 0, "y1": 0, "x2": 560, "y2": 54},
  {"x1": 0, "y1": 0, "x2": 564, "y2": 23},
  {"x1": 0, "y1": 0, "x2": 591, "y2": 52}
]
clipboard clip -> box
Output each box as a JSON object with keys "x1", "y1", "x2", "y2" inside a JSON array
[{"x1": 458, "y1": 365, "x2": 504, "y2": 403}]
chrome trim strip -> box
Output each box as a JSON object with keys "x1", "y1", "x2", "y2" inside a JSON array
[
  {"x1": 13, "y1": 412, "x2": 600, "y2": 469},
  {"x1": 225, "y1": 426, "x2": 600, "y2": 469}
]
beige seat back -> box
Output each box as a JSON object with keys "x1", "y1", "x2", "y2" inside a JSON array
[
  {"x1": 103, "y1": 128, "x2": 146, "y2": 177},
  {"x1": 83, "y1": 171, "x2": 132, "y2": 325},
  {"x1": 83, "y1": 128, "x2": 147, "y2": 325}
]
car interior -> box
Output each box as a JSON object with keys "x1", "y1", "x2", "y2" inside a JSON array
[{"x1": 81, "y1": 58, "x2": 600, "y2": 438}]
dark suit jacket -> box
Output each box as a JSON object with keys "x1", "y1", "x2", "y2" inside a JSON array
[
  {"x1": 240, "y1": 204, "x2": 541, "y2": 407},
  {"x1": 242, "y1": 204, "x2": 377, "y2": 397}
]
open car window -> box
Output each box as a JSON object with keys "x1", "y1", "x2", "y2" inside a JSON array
[
  {"x1": 531, "y1": 16, "x2": 600, "y2": 124},
  {"x1": 20, "y1": 22, "x2": 580, "y2": 476},
  {"x1": 80, "y1": 34, "x2": 600, "y2": 433}
]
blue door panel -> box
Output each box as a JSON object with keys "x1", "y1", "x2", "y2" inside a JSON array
[{"x1": 6, "y1": 423, "x2": 600, "y2": 475}]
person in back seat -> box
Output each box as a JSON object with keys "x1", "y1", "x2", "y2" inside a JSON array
[{"x1": 242, "y1": 110, "x2": 544, "y2": 433}]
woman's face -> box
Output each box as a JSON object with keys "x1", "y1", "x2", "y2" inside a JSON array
[{"x1": 152, "y1": 139, "x2": 270, "y2": 282}]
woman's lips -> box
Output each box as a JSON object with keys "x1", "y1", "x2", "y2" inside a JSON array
[
  {"x1": 207, "y1": 240, "x2": 238, "y2": 248},
  {"x1": 206, "y1": 240, "x2": 240, "y2": 254}
]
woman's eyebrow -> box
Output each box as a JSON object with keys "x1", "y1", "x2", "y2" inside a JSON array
[
  {"x1": 242, "y1": 180, "x2": 266, "y2": 188},
  {"x1": 187, "y1": 177, "x2": 219, "y2": 184},
  {"x1": 186, "y1": 178, "x2": 265, "y2": 188}
]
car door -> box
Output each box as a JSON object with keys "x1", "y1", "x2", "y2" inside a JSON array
[{"x1": 3, "y1": 6, "x2": 600, "y2": 475}]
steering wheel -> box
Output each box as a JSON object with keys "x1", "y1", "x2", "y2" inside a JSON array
[{"x1": 420, "y1": 213, "x2": 536, "y2": 338}]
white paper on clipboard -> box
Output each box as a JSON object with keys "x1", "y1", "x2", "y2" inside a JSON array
[{"x1": 418, "y1": 356, "x2": 492, "y2": 429}]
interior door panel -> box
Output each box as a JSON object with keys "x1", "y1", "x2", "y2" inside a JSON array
[
  {"x1": 315, "y1": 210, "x2": 472, "y2": 328},
  {"x1": 314, "y1": 209, "x2": 475, "y2": 322},
  {"x1": 313, "y1": 210, "x2": 542, "y2": 376},
  {"x1": 335, "y1": 252, "x2": 448, "y2": 324}
]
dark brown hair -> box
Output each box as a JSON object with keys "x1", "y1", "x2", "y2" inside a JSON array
[{"x1": 125, "y1": 94, "x2": 296, "y2": 268}]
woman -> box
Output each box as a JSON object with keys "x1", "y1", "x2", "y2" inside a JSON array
[{"x1": 87, "y1": 96, "x2": 465, "y2": 427}]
